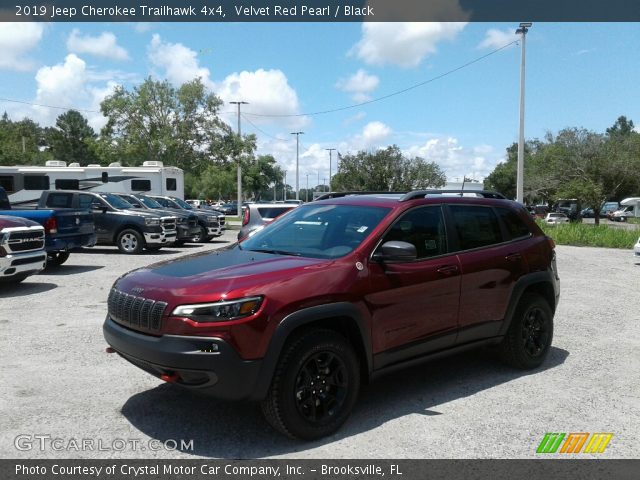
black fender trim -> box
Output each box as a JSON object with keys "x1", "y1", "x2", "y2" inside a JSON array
[
  {"x1": 499, "y1": 270, "x2": 557, "y2": 337},
  {"x1": 250, "y1": 302, "x2": 372, "y2": 400}
]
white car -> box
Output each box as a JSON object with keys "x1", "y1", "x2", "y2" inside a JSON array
[
  {"x1": 634, "y1": 237, "x2": 640, "y2": 259},
  {"x1": 545, "y1": 212, "x2": 570, "y2": 224}
]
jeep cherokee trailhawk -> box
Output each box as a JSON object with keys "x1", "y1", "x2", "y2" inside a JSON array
[{"x1": 103, "y1": 190, "x2": 560, "y2": 440}]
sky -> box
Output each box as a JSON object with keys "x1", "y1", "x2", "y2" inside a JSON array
[{"x1": 1, "y1": 21, "x2": 639, "y2": 188}]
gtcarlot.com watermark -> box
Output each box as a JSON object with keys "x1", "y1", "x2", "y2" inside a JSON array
[{"x1": 14, "y1": 434, "x2": 194, "y2": 452}]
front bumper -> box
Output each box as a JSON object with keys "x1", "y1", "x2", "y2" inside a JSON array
[
  {"x1": 206, "y1": 226, "x2": 222, "y2": 237},
  {"x1": 144, "y1": 230, "x2": 177, "y2": 245},
  {"x1": 176, "y1": 225, "x2": 200, "y2": 241},
  {"x1": 0, "y1": 250, "x2": 47, "y2": 279},
  {"x1": 103, "y1": 317, "x2": 262, "y2": 400}
]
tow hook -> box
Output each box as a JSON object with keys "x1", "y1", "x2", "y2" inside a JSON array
[{"x1": 160, "y1": 372, "x2": 180, "y2": 383}]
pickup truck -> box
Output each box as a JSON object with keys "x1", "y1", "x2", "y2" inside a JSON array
[
  {"x1": 0, "y1": 215, "x2": 47, "y2": 283},
  {"x1": 150, "y1": 195, "x2": 224, "y2": 242},
  {"x1": 38, "y1": 191, "x2": 178, "y2": 254},
  {"x1": 0, "y1": 186, "x2": 96, "y2": 266}
]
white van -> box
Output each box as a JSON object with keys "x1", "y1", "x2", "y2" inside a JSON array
[{"x1": 611, "y1": 197, "x2": 640, "y2": 222}]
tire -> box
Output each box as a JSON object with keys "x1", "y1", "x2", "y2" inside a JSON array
[
  {"x1": 145, "y1": 245, "x2": 163, "y2": 252},
  {"x1": 191, "y1": 225, "x2": 209, "y2": 243},
  {"x1": 116, "y1": 229, "x2": 144, "y2": 254},
  {"x1": 261, "y1": 329, "x2": 360, "y2": 440},
  {"x1": 47, "y1": 251, "x2": 70, "y2": 266},
  {"x1": 499, "y1": 293, "x2": 554, "y2": 370},
  {"x1": 173, "y1": 240, "x2": 185, "y2": 247}
]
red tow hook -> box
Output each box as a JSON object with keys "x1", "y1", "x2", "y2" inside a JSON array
[
  {"x1": 105, "y1": 347, "x2": 116, "y2": 354},
  {"x1": 160, "y1": 372, "x2": 180, "y2": 383}
]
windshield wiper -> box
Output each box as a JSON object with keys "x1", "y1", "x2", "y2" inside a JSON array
[{"x1": 249, "y1": 248, "x2": 302, "y2": 257}]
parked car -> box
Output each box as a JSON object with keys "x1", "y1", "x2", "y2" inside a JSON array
[
  {"x1": 149, "y1": 195, "x2": 223, "y2": 242},
  {"x1": 39, "y1": 191, "x2": 177, "y2": 254},
  {"x1": 1, "y1": 186, "x2": 96, "y2": 266},
  {"x1": 545, "y1": 212, "x2": 570, "y2": 224},
  {"x1": 104, "y1": 190, "x2": 560, "y2": 440},
  {"x1": 580, "y1": 208, "x2": 595, "y2": 218},
  {"x1": 237, "y1": 203, "x2": 297, "y2": 240},
  {"x1": 115, "y1": 194, "x2": 200, "y2": 246},
  {"x1": 0, "y1": 215, "x2": 47, "y2": 283},
  {"x1": 214, "y1": 203, "x2": 240, "y2": 215}
]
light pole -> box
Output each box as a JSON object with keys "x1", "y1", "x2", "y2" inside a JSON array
[
  {"x1": 325, "y1": 148, "x2": 336, "y2": 192},
  {"x1": 291, "y1": 131, "x2": 304, "y2": 200},
  {"x1": 515, "y1": 22, "x2": 531, "y2": 204},
  {"x1": 283, "y1": 171, "x2": 287, "y2": 200},
  {"x1": 230, "y1": 101, "x2": 248, "y2": 217},
  {"x1": 306, "y1": 173, "x2": 309, "y2": 202}
]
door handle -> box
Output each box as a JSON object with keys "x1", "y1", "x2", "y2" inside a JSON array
[
  {"x1": 437, "y1": 265, "x2": 459, "y2": 276},
  {"x1": 505, "y1": 253, "x2": 523, "y2": 262}
]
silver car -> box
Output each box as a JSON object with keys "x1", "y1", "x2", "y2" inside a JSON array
[{"x1": 238, "y1": 203, "x2": 297, "y2": 240}]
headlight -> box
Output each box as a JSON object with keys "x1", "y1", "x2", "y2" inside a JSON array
[
  {"x1": 145, "y1": 218, "x2": 160, "y2": 226},
  {"x1": 171, "y1": 296, "x2": 263, "y2": 323},
  {"x1": 207, "y1": 216, "x2": 218, "y2": 224}
]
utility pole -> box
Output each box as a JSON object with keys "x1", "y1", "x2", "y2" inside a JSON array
[
  {"x1": 291, "y1": 132, "x2": 304, "y2": 200},
  {"x1": 325, "y1": 148, "x2": 336, "y2": 192},
  {"x1": 283, "y1": 171, "x2": 287, "y2": 200},
  {"x1": 515, "y1": 22, "x2": 531, "y2": 204},
  {"x1": 230, "y1": 101, "x2": 248, "y2": 217}
]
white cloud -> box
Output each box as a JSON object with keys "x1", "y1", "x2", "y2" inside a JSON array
[
  {"x1": 148, "y1": 34, "x2": 214, "y2": 88},
  {"x1": 335, "y1": 69, "x2": 380, "y2": 102},
  {"x1": 67, "y1": 29, "x2": 129, "y2": 61},
  {"x1": 134, "y1": 23, "x2": 152, "y2": 33},
  {"x1": 0, "y1": 23, "x2": 44, "y2": 71},
  {"x1": 215, "y1": 69, "x2": 306, "y2": 129},
  {"x1": 478, "y1": 28, "x2": 519, "y2": 50},
  {"x1": 405, "y1": 136, "x2": 500, "y2": 181},
  {"x1": 31, "y1": 54, "x2": 116, "y2": 130},
  {"x1": 351, "y1": 22, "x2": 466, "y2": 68}
]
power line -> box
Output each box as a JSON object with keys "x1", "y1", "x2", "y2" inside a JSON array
[
  {"x1": 0, "y1": 97, "x2": 101, "y2": 114},
  {"x1": 240, "y1": 113, "x2": 289, "y2": 141},
  {"x1": 242, "y1": 40, "x2": 518, "y2": 118}
]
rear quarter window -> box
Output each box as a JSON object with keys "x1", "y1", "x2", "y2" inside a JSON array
[{"x1": 496, "y1": 207, "x2": 531, "y2": 240}]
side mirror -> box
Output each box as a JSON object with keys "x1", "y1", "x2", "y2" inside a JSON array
[
  {"x1": 372, "y1": 241, "x2": 417, "y2": 263},
  {"x1": 92, "y1": 203, "x2": 107, "y2": 213}
]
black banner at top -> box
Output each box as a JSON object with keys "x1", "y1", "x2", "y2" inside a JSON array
[{"x1": 1, "y1": 0, "x2": 640, "y2": 22}]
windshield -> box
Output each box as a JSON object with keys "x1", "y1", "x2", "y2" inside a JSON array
[
  {"x1": 240, "y1": 204, "x2": 390, "y2": 259},
  {"x1": 172, "y1": 197, "x2": 193, "y2": 210},
  {"x1": 118, "y1": 195, "x2": 142, "y2": 208},
  {"x1": 137, "y1": 195, "x2": 163, "y2": 209},
  {"x1": 99, "y1": 193, "x2": 134, "y2": 210},
  {"x1": 154, "y1": 197, "x2": 181, "y2": 209}
]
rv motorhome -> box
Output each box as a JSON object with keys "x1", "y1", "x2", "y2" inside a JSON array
[{"x1": 0, "y1": 161, "x2": 184, "y2": 206}]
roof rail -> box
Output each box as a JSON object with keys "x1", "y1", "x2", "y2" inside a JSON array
[
  {"x1": 399, "y1": 190, "x2": 507, "y2": 201},
  {"x1": 313, "y1": 191, "x2": 407, "y2": 201}
]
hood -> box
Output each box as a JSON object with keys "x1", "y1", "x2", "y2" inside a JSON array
[
  {"x1": 114, "y1": 244, "x2": 332, "y2": 304},
  {"x1": 0, "y1": 215, "x2": 42, "y2": 229}
]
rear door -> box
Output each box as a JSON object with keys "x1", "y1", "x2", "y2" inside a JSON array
[{"x1": 447, "y1": 204, "x2": 527, "y2": 343}]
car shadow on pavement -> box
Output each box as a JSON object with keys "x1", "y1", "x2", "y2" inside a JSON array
[
  {"x1": 120, "y1": 346, "x2": 569, "y2": 458},
  {"x1": 44, "y1": 265, "x2": 104, "y2": 275},
  {"x1": 0, "y1": 281, "x2": 57, "y2": 297},
  {"x1": 75, "y1": 248, "x2": 183, "y2": 255}
]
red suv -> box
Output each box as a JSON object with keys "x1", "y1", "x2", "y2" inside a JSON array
[{"x1": 104, "y1": 190, "x2": 560, "y2": 440}]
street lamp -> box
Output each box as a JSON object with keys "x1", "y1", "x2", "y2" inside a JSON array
[
  {"x1": 326, "y1": 148, "x2": 336, "y2": 191},
  {"x1": 515, "y1": 22, "x2": 531, "y2": 204},
  {"x1": 291, "y1": 132, "x2": 304, "y2": 200}
]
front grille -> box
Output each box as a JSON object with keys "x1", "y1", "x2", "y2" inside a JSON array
[
  {"x1": 108, "y1": 288, "x2": 167, "y2": 332},
  {"x1": 161, "y1": 217, "x2": 177, "y2": 233},
  {"x1": 2, "y1": 227, "x2": 45, "y2": 253}
]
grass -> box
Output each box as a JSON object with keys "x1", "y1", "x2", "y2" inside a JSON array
[{"x1": 536, "y1": 220, "x2": 639, "y2": 249}]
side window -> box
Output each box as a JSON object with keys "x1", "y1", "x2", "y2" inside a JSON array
[
  {"x1": 24, "y1": 175, "x2": 50, "y2": 190},
  {"x1": 449, "y1": 205, "x2": 503, "y2": 250},
  {"x1": 45, "y1": 193, "x2": 73, "y2": 208},
  {"x1": 496, "y1": 207, "x2": 531, "y2": 240},
  {"x1": 78, "y1": 195, "x2": 94, "y2": 210},
  {"x1": 0, "y1": 176, "x2": 15, "y2": 192},
  {"x1": 382, "y1": 206, "x2": 447, "y2": 259},
  {"x1": 166, "y1": 178, "x2": 177, "y2": 191},
  {"x1": 131, "y1": 179, "x2": 151, "y2": 191},
  {"x1": 55, "y1": 179, "x2": 79, "y2": 190}
]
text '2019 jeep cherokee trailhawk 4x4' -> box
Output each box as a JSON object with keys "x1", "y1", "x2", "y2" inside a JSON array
[{"x1": 104, "y1": 191, "x2": 560, "y2": 440}]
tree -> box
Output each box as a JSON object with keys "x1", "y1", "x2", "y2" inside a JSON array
[
  {"x1": 332, "y1": 146, "x2": 446, "y2": 191},
  {"x1": 606, "y1": 115, "x2": 635, "y2": 137},
  {"x1": 100, "y1": 77, "x2": 232, "y2": 170},
  {"x1": 0, "y1": 113, "x2": 51, "y2": 166},
  {"x1": 46, "y1": 110, "x2": 98, "y2": 165}
]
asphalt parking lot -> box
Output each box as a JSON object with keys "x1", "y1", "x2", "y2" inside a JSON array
[{"x1": 1, "y1": 232, "x2": 638, "y2": 459}]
